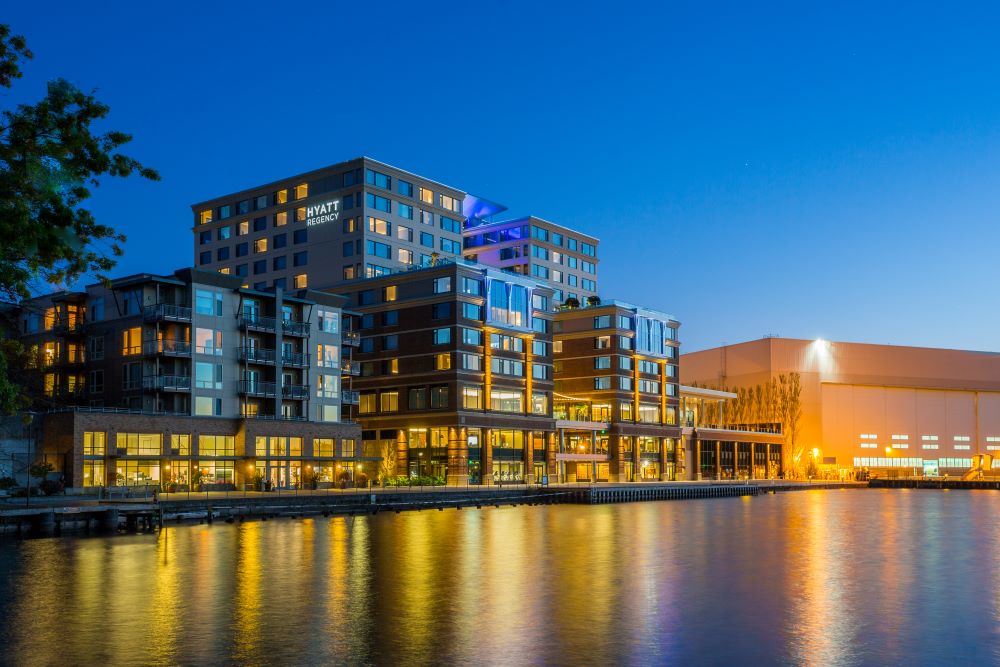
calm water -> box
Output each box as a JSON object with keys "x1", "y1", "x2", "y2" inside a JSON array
[{"x1": 1, "y1": 489, "x2": 999, "y2": 666}]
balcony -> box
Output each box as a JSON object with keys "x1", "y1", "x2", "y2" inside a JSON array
[
  {"x1": 282, "y1": 383, "x2": 309, "y2": 400},
  {"x1": 282, "y1": 319, "x2": 310, "y2": 337},
  {"x1": 342, "y1": 390, "x2": 360, "y2": 405},
  {"x1": 281, "y1": 351, "x2": 309, "y2": 367},
  {"x1": 142, "y1": 339, "x2": 192, "y2": 356},
  {"x1": 238, "y1": 347, "x2": 276, "y2": 364},
  {"x1": 240, "y1": 380, "x2": 277, "y2": 397},
  {"x1": 52, "y1": 320, "x2": 84, "y2": 335},
  {"x1": 340, "y1": 361, "x2": 361, "y2": 376},
  {"x1": 240, "y1": 314, "x2": 277, "y2": 332},
  {"x1": 142, "y1": 375, "x2": 191, "y2": 391},
  {"x1": 342, "y1": 331, "x2": 361, "y2": 347},
  {"x1": 56, "y1": 350, "x2": 86, "y2": 366},
  {"x1": 143, "y1": 303, "x2": 192, "y2": 322}
]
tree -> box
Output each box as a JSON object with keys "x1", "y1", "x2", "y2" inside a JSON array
[
  {"x1": 0, "y1": 25, "x2": 158, "y2": 414},
  {"x1": 377, "y1": 441, "x2": 397, "y2": 484}
]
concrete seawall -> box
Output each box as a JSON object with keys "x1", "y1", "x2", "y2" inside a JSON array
[{"x1": 0, "y1": 481, "x2": 867, "y2": 535}]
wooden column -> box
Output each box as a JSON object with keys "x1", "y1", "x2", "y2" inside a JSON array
[
  {"x1": 446, "y1": 426, "x2": 467, "y2": 486},
  {"x1": 749, "y1": 442, "x2": 756, "y2": 480},
  {"x1": 546, "y1": 432, "x2": 557, "y2": 482},
  {"x1": 523, "y1": 430, "x2": 534, "y2": 484},
  {"x1": 481, "y1": 428, "x2": 493, "y2": 485},
  {"x1": 695, "y1": 439, "x2": 702, "y2": 480},
  {"x1": 715, "y1": 441, "x2": 722, "y2": 480},
  {"x1": 609, "y1": 433, "x2": 621, "y2": 483}
]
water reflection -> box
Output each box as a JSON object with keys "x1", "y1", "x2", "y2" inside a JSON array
[{"x1": 2, "y1": 492, "x2": 1000, "y2": 665}]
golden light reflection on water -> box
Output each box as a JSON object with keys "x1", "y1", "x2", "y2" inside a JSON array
[{"x1": 4, "y1": 492, "x2": 1000, "y2": 665}]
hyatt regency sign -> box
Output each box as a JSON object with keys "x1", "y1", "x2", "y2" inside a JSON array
[{"x1": 305, "y1": 200, "x2": 341, "y2": 226}]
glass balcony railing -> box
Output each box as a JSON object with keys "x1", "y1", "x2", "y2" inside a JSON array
[{"x1": 143, "y1": 304, "x2": 192, "y2": 322}]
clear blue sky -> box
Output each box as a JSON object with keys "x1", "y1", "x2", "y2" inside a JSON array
[{"x1": 7, "y1": 2, "x2": 1000, "y2": 352}]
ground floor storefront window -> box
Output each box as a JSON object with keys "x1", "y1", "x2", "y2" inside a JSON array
[
  {"x1": 114, "y1": 459, "x2": 159, "y2": 486},
  {"x1": 199, "y1": 461, "x2": 235, "y2": 485},
  {"x1": 254, "y1": 460, "x2": 300, "y2": 488},
  {"x1": 165, "y1": 460, "x2": 191, "y2": 487},
  {"x1": 640, "y1": 461, "x2": 660, "y2": 480},
  {"x1": 83, "y1": 460, "x2": 105, "y2": 487},
  {"x1": 492, "y1": 461, "x2": 524, "y2": 483}
]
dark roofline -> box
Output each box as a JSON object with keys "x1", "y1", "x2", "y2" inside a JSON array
[{"x1": 189, "y1": 156, "x2": 466, "y2": 210}]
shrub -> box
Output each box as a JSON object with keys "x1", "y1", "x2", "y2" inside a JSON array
[{"x1": 39, "y1": 479, "x2": 63, "y2": 496}]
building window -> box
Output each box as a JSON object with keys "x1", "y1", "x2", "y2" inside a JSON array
[
  {"x1": 430, "y1": 386, "x2": 448, "y2": 408},
  {"x1": 368, "y1": 216, "x2": 390, "y2": 236},
  {"x1": 595, "y1": 376, "x2": 611, "y2": 390},
  {"x1": 294, "y1": 183, "x2": 309, "y2": 199},
  {"x1": 462, "y1": 386, "x2": 483, "y2": 409},
  {"x1": 595, "y1": 356, "x2": 611, "y2": 369},
  {"x1": 359, "y1": 393, "x2": 376, "y2": 414},
  {"x1": 383, "y1": 285, "x2": 398, "y2": 302},
  {"x1": 433, "y1": 277, "x2": 452, "y2": 293},
  {"x1": 121, "y1": 327, "x2": 142, "y2": 355},
  {"x1": 380, "y1": 391, "x2": 399, "y2": 413},
  {"x1": 419, "y1": 187, "x2": 434, "y2": 204},
  {"x1": 434, "y1": 353, "x2": 451, "y2": 370},
  {"x1": 433, "y1": 327, "x2": 451, "y2": 345},
  {"x1": 254, "y1": 239, "x2": 267, "y2": 253},
  {"x1": 293, "y1": 229, "x2": 308, "y2": 244},
  {"x1": 293, "y1": 274, "x2": 307, "y2": 289},
  {"x1": 408, "y1": 388, "x2": 427, "y2": 410},
  {"x1": 490, "y1": 389, "x2": 523, "y2": 413}
]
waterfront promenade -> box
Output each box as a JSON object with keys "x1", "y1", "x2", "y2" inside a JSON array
[{"x1": 0, "y1": 480, "x2": 867, "y2": 535}]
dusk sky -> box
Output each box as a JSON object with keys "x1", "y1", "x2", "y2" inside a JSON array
[{"x1": 7, "y1": 2, "x2": 1000, "y2": 352}]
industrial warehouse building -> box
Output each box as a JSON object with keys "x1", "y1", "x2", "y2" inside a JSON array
[{"x1": 681, "y1": 337, "x2": 1000, "y2": 477}]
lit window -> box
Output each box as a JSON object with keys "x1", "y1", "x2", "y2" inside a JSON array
[
  {"x1": 238, "y1": 220, "x2": 249, "y2": 236},
  {"x1": 219, "y1": 267, "x2": 231, "y2": 275},
  {"x1": 275, "y1": 211, "x2": 287, "y2": 226},
  {"x1": 275, "y1": 189, "x2": 288, "y2": 204},
  {"x1": 294, "y1": 183, "x2": 309, "y2": 200},
  {"x1": 199, "y1": 210, "x2": 213, "y2": 224},
  {"x1": 383, "y1": 285, "x2": 397, "y2": 302},
  {"x1": 368, "y1": 217, "x2": 390, "y2": 236},
  {"x1": 380, "y1": 391, "x2": 399, "y2": 413},
  {"x1": 121, "y1": 327, "x2": 141, "y2": 355},
  {"x1": 295, "y1": 207, "x2": 306, "y2": 222},
  {"x1": 294, "y1": 274, "x2": 307, "y2": 289},
  {"x1": 419, "y1": 188, "x2": 434, "y2": 204},
  {"x1": 399, "y1": 248, "x2": 414, "y2": 264},
  {"x1": 435, "y1": 353, "x2": 451, "y2": 370},
  {"x1": 254, "y1": 239, "x2": 267, "y2": 253}
]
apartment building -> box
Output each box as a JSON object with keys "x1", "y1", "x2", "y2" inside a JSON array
[
  {"x1": 464, "y1": 216, "x2": 600, "y2": 305},
  {"x1": 332, "y1": 259, "x2": 557, "y2": 485},
  {"x1": 191, "y1": 157, "x2": 468, "y2": 289},
  {"x1": 553, "y1": 300, "x2": 681, "y2": 482},
  {"x1": 17, "y1": 268, "x2": 361, "y2": 489}
]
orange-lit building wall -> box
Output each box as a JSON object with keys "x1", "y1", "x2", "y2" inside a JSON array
[{"x1": 681, "y1": 338, "x2": 1000, "y2": 471}]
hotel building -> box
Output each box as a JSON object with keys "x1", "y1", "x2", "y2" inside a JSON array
[
  {"x1": 332, "y1": 259, "x2": 557, "y2": 485},
  {"x1": 192, "y1": 157, "x2": 468, "y2": 289},
  {"x1": 463, "y1": 216, "x2": 600, "y2": 305},
  {"x1": 17, "y1": 268, "x2": 361, "y2": 489},
  {"x1": 191, "y1": 158, "x2": 600, "y2": 306},
  {"x1": 682, "y1": 337, "x2": 1000, "y2": 477}
]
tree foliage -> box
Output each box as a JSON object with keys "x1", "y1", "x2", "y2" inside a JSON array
[
  {"x1": 697, "y1": 372, "x2": 804, "y2": 477},
  {"x1": 0, "y1": 24, "x2": 157, "y2": 415}
]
